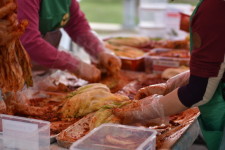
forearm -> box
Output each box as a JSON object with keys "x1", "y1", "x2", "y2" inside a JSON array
[
  {"x1": 21, "y1": 36, "x2": 80, "y2": 71},
  {"x1": 160, "y1": 88, "x2": 188, "y2": 116},
  {"x1": 164, "y1": 70, "x2": 190, "y2": 94},
  {"x1": 64, "y1": 0, "x2": 104, "y2": 59},
  {"x1": 73, "y1": 31, "x2": 104, "y2": 58}
]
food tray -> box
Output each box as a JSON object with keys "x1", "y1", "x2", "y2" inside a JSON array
[{"x1": 171, "y1": 120, "x2": 200, "y2": 150}]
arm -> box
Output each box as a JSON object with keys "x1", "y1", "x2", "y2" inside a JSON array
[
  {"x1": 135, "y1": 71, "x2": 190, "y2": 99},
  {"x1": 64, "y1": 0, "x2": 104, "y2": 58},
  {"x1": 64, "y1": 0, "x2": 121, "y2": 74},
  {"x1": 113, "y1": 74, "x2": 219, "y2": 124},
  {"x1": 17, "y1": 0, "x2": 80, "y2": 71},
  {"x1": 17, "y1": 0, "x2": 101, "y2": 82},
  {"x1": 114, "y1": 3, "x2": 225, "y2": 123}
]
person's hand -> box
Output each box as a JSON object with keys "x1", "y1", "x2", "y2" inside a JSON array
[
  {"x1": 113, "y1": 95, "x2": 164, "y2": 124},
  {"x1": 135, "y1": 71, "x2": 190, "y2": 99},
  {"x1": 98, "y1": 51, "x2": 121, "y2": 75},
  {"x1": 73, "y1": 61, "x2": 101, "y2": 83}
]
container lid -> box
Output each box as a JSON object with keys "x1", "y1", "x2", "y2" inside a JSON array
[{"x1": 70, "y1": 123, "x2": 157, "y2": 150}]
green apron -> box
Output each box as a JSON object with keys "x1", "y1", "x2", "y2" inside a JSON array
[
  {"x1": 39, "y1": 0, "x2": 72, "y2": 35},
  {"x1": 190, "y1": 1, "x2": 225, "y2": 149},
  {"x1": 32, "y1": 0, "x2": 72, "y2": 71}
]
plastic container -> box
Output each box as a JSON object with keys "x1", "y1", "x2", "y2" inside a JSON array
[
  {"x1": 139, "y1": 7, "x2": 166, "y2": 28},
  {"x1": 166, "y1": 10, "x2": 181, "y2": 33},
  {"x1": 0, "y1": 114, "x2": 50, "y2": 150},
  {"x1": 139, "y1": 0, "x2": 168, "y2": 38},
  {"x1": 145, "y1": 48, "x2": 190, "y2": 74},
  {"x1": 138, "y1": 7, "x2": 167, "y2": 38},
  {"x1": 140, "y1": 0, "x2": 168, "y2": 8},
  {"x1": 139, "y1": 26, "x2": 167, "y2": 38},
  {"x1": 120, "y1": 56, "x2": 146, "y2": 71},
  {"x1": 70, "y1": 123, "x2": 157, "y2": 150}
]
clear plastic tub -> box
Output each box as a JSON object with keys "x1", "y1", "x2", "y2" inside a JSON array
[
  {"x1": 139, "y1": 0, "x2": 167, "y2": 38},
  {"x1": 139, "y1": 7, "x2": 166, "y2": 27},
  {"x1": 140, "y1": 0, "x2": 168, "y2": 8},
  {"x1": 145, "y1": 48, "x2": 190, "y2": 74},
  {"x1": 138, "y1": 26, "x2": 167, "y2": 38},
  {"x1": 70, "y1": 123, "x2": 157, "y2": 150},
  {"x1": 0, "y1": 114, "x2": 50, "y2": 150}
]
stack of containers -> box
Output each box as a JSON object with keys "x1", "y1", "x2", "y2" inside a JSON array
[{"x1": 139, "y1": 0, "x2": 168, "y2": 38}]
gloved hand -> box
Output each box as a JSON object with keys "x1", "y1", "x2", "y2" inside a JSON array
[
  {"x1": 98, "y1": 51, "x2": 121, "y2": 75},
  {"x1": 113, "y1": 94, "x2": 164, "y2": 124},
  {"x1": 135, "y1": 71, "x2": 190, "y2": 99},
  {"x1": 73, "y1": 61, "x2": 101, "y2": 83}
]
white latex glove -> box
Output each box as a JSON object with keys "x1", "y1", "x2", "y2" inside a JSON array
[
  {"x1": 113, "y1": 95, "x2": 164, "y2": 124},
  {"x1": 135, "y1": 71, "x2": 190, "y2": 99}
]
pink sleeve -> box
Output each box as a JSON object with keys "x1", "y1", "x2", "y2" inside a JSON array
[
  {"x1": 17, "y1": 0, "x2": 80, "y2": 72},
  {"x1": 64, "y1": 0, "x2": 104, "y2": 58}
]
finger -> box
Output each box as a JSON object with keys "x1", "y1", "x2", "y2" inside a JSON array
[
  {"x1": 113, "y1": 102, "x2": 140, "y2": 117},
  {"x1": 113, "y1": 103, "x2": 142, "y2": 125},
  {"x1": 135, "y1": 90, "x2": 149, "y2": 99}
]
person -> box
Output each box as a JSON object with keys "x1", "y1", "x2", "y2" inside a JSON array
[
  {"x1": 17, "y1": 0, "x2": 121, "y2": 82},
  {"x1": 113, "y1": 0, "x2": 225, "y2": 149}
]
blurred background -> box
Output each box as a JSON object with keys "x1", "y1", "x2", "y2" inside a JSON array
[
  {"x1": 60, "y1": 0, "x2": 198, "y2": 64},
  {"x1": 60, "y1": 0, "x2": 198, "y2": 56},
  {"x1": 80, "y1": 0, "x2": 197, "y2": 24}
]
